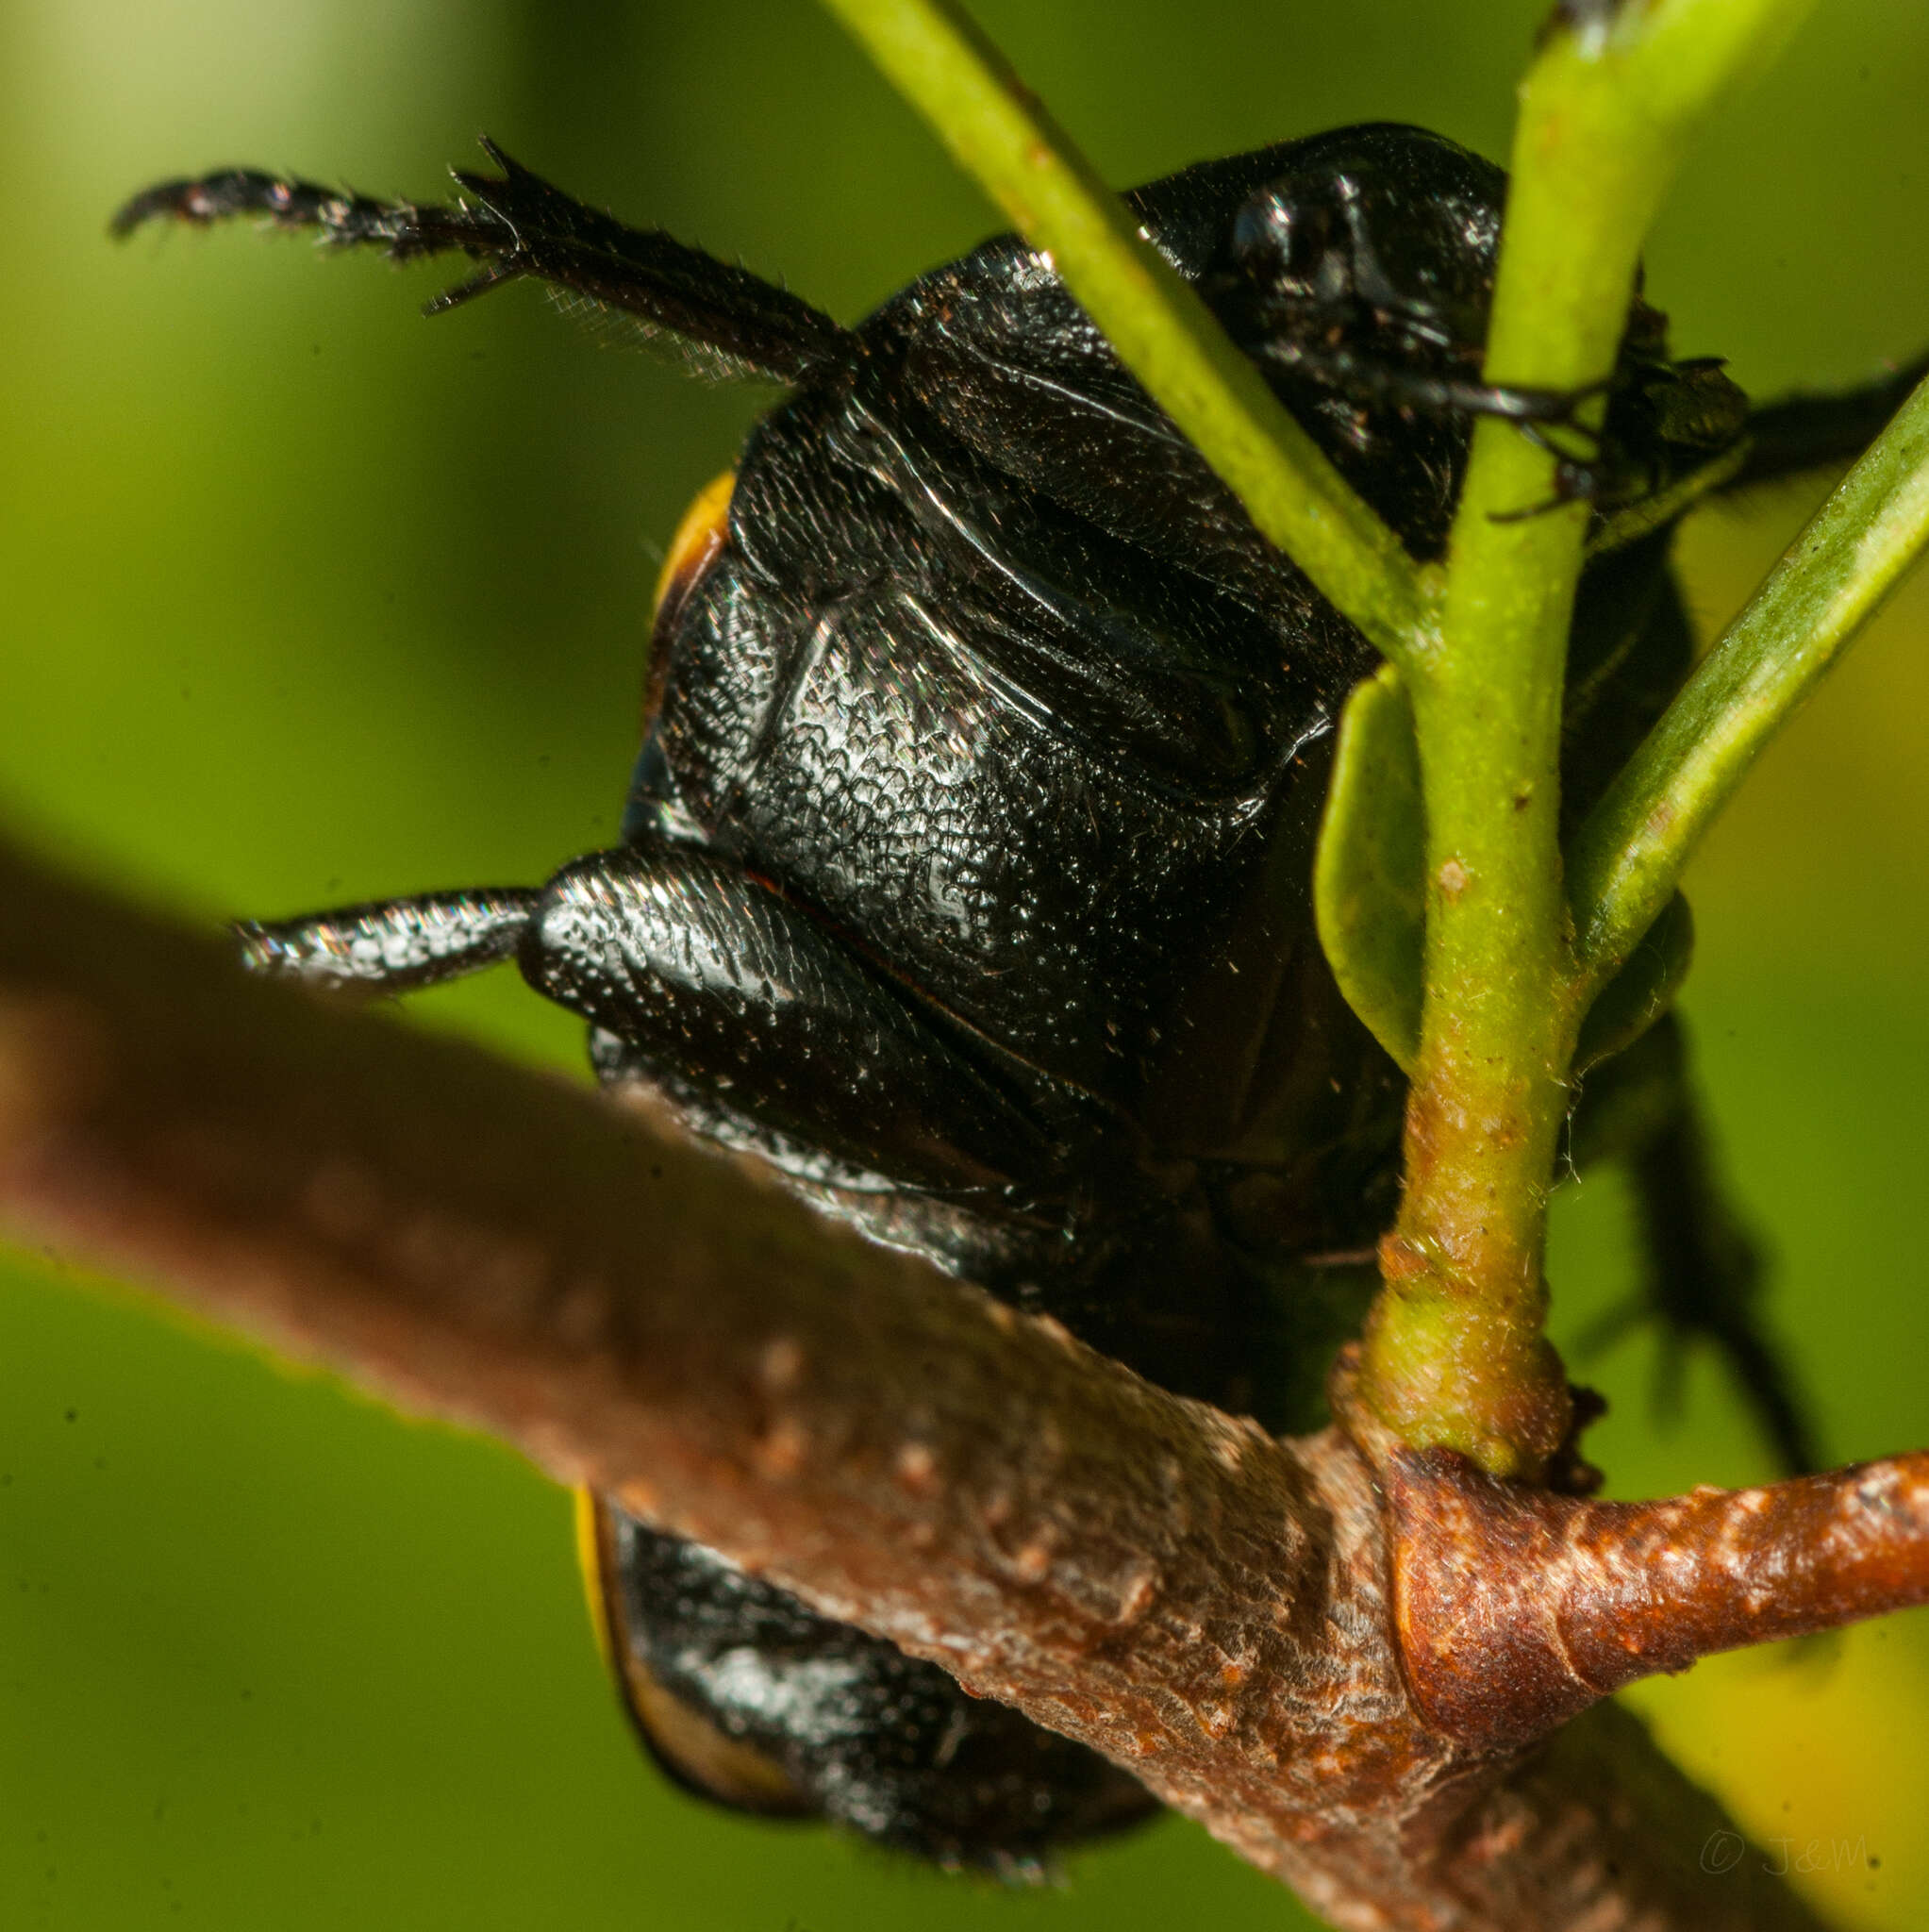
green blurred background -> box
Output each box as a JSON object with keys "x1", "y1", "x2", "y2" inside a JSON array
[{"x1": 4, "y1": 2, "x2": 1929, "y2": 1926}]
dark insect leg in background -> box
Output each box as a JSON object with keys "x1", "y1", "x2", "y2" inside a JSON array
[
  {"x1": 1570, "y1": 1015, "x2": 1818, "y2": 1475},
  {"x1": 1723, "y1": 351, "x2": 1929, "y2": 494}
]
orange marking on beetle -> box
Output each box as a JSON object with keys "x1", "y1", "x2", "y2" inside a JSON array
[
  {"x1": 652, "y1": 468, "x2": 736, "y2": 621},
  {"x1": 572, "y1": 1488, "x2": 615, "y2": 1668},
  {"x1": 642, "y1": 468, "x2": 735, "y2": 733}
]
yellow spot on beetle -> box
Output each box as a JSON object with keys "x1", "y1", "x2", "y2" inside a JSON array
[{"x1": 653, "y1": 468, "x2": 736, "y2": 620}]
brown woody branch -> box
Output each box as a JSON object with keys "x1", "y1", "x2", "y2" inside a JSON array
[
  {"x1": 0, "y1": 831, "x2": 1909, "y2": 1931},
  {"x1": 1389, "y1": 1440, "x2": 1929, "y2": 1751}
]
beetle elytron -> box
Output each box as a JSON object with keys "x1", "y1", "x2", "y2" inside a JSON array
[{"x1": 116, "y1": 123, "x2": 1904, "y2": 1873}]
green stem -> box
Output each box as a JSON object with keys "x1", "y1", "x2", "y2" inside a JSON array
[
  {"x1": 1365, "y1": 433, "x2": 1587, "y2": 1477},
  {"x1": 818, "y1": 0, "x2": 1432, "y2": 663},
  {"x1": 1569, "y1": 368, "x2": 1929, "y2": 992},
  {"x1": 1359, "y1": 0, "x2": 1821, "y2": 1476}
]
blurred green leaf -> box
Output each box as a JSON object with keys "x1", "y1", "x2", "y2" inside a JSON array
[{"x1": 1314, "y1": 666, "x2": 1425, "y2": 1074}]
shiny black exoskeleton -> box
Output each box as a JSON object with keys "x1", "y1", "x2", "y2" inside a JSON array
[{"x1": 117, "y1": 123, "x2": 1895, "y2": 1874}]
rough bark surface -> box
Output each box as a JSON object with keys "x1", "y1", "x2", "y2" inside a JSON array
[{"x1": 1, "y1": 836, "x2": 1904, "y2": 1930}]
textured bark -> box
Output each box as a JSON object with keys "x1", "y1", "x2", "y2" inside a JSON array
[{"x1": 0, "y1": 833, "x2": 1900, "y2": 1930}]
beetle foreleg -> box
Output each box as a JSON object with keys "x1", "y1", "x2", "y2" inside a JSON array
[{"x1": 518, "y1": 845, "x2": 1060, "y2": 1199}]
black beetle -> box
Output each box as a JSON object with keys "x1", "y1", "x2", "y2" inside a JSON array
[{"x1": 114, "y1": 122, "x2": 1906, "y2": 1874}]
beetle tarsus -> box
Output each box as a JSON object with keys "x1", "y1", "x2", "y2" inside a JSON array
[
  {"x1": 235, "y1": 888, "x2": 537, "y2": 996},
  {"x1": 108, "y1": 168, "x2": 440, "y2": 249}
]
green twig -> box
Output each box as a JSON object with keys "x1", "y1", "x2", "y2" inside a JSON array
[
  {"x1": 1569, "y1": 368, "x2": 1929, "y2": 991},
  {"x1": 1358, "y1": 0, "x2": 1821, "y2": 1476},
  {"x1": 817, "y1": 0, "x2": 1433, "y2": 663}
]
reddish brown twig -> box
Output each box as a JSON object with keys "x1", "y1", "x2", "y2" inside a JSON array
[
  {"x1": 0, "y1": 832, "x2": 1902, "y2": 1930},
  {"x1": 1388, "y1": 1440, "x2": 1929, "y2": 1750}
]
